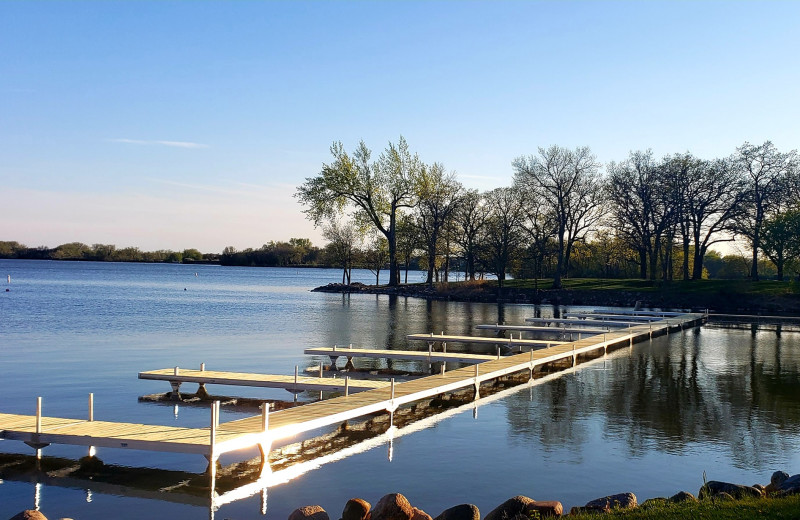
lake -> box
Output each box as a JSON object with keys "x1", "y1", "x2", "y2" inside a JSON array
[{"x1": 1, "y1": 259, "x2": 799, "y2": 519}]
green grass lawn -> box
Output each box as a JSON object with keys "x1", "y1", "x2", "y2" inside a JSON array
[
  {"x1": 496, "y1": 278, "x2": 800, "y2": 296},
  {"x1": 568, "y1": 495, "x2": 800, "y2": 519}
]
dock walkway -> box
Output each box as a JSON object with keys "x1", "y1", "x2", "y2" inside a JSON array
[
  {"x1": 303, "y1": 346, "x2": 497, "y2": 368},
  {"x1": 138, "y1": 367, "x2": 390, "y2": 397},
  {"x1": 405, "y1": 333, "x2": 566, "y2": 349},
  {"x1": 0, "y1": 312, "x2": 704, "y2": 471}
]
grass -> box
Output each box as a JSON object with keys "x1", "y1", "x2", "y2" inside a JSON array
[
  {"x1": 494, "y1": 277, "x2": 800, "y2": 297},
  {"x1": 569, "y1": 495, "x2": 800, "y2": 519}
]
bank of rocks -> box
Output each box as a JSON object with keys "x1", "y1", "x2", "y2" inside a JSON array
[{"x1": 282, "y1": 469, "x2": 800, "y2": 520}]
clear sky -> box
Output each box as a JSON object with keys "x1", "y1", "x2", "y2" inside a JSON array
[{"x1": 2, "y1": 1, "x2": 798, "y2": 253}]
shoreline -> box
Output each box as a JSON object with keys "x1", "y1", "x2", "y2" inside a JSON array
[{"x1": 312, "y1": 281, "x2": 800, "y2": 315}]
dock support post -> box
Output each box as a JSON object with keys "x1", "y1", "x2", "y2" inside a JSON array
[
  {"x1": 345, "y1": 376, "x2": 350, "y2": 397},
  {"x1": 529, "y1": 349, "x2": 534, "y2": 379},
  {"x1": 207, "y1": 400, "x2": 220, "y2": 477},
  {"x1": 88, "y1": 393, "x2": 96, "y2": 457},
  {"x1": 441, "y1": 363, "x2": 446, "y2": 376},
  {"x1": 473, "y1": 365, "x2": 480, "y2": 400},
  {"x1": 24, "y1": 397, "x2": 50, "y2": 457},
  {"x1": 258, "y1": 402, "x2": 272, "y2": 469},
  {"x1": 36, "y1": 396, "x2": 42, "y2": 434},
  {"x1": 319, "y1": 361, "x2": 324, "y2": 378}
]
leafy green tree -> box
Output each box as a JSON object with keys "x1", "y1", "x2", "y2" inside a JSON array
[
  {"x1": 480, "y1": 187, "x2": 524, "y2": 288},
  {"x1": 296, "y1": 137, "x2": 422, "y2": 286},
  {"x1": 761, "y1": 210, "x2": 800, "y2": 281},
  {"x1": 182, "y1": 248, "x2": 203, "y2": 262},
  {"x1": 415, "y1": 162, "x2": 463, "y2": 287},
  {"x1": 322, "y1": 220, "x2": 361, "y2": 284},
  {"x1": 50, "y1": 242, "x2": 92, "y2": 260},
  {"x1": 453, "y1": 189, "x2": 489, "y2": 281}
]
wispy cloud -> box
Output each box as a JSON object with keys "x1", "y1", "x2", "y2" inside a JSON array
[{"x1": 108, "y1": 138, "x2": 208, "y2": 149}]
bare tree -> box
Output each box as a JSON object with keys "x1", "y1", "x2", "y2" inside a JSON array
[
  {"x1": 514, "y1": 145, "x2": 603, "y2": 288},
  {"x1": 453, "y1": 189, "x2": 490, "y2": 281},
  {"x1": 322, "y1": 220, "x2": 361, "y2": 285},
  {"x1": 733, "y1": 141, "x2": 798, "y2": 280},
  {"x1": 481, "y1": 187, "x2": 524, "y2": 288}
]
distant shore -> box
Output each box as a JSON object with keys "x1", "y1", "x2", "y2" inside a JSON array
[{"x1": 312, "y1": 279, "x2": 800, "y2": 315}]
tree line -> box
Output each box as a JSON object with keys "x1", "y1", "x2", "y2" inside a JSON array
[{"x1": 296, "y1": 138, "x2": 800, "y2": 287}]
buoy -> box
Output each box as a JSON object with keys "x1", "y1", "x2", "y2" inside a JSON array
[
  {"x1": 195, "y1": 272, "x2": 198, "y2": 277},
  {"x1": 184, "y1": 288, "x2": 187, "y2": 291},
  {"x1": 6, "y1": 275, "x2": 9, "y2": 284}
]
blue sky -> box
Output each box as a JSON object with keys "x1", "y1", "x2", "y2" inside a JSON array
[{"x1": 2, "y1": 1, "x2": 798, "y2": 252}]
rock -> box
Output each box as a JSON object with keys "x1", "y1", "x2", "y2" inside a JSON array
[
  {"x1": 289, "y1": 505, "x2": 330, "y2": 520},
  {"x1": 9, "y1": 512, "x2": 48, "y2": 520},
  {"x1": 771, "y1": 471, "x2": 790, "y2": 487},
  {"x1": 342, "y1": 498, "x2": 371, "y2": 520},
  {"x1": 411, "y1": 508, "x2": 432, "y2": 520},
  {"x1": 753, "y1": 484, "x2": 766, "y2": 493},
  {"x1": 372, "y1": 493, "x2": 414, "y2": 520},
  {"x1": 778, "y1": 474, "x2": 800, "y2": 493},
  {"x1": 581, "y1": 492, "x2": 638, "y2": 512},
  {"x1": 433, "y1": 504, "x2": 479, "y2": 520},
  {"x1": 713, "y1": 492, "x2": 735, "y2": 501},
  {"x1": 525, "y1": 500, "x2": 562, "y2": 518},
  {"x1": 484, "y1": 496, "x2": 536, "y2": 520},
  {"x1": 669, "y1": 491, "x2": 697, "y2": 503},
  {"x1": 699, "y1": 481, "x2": 762, "y2": 500}
]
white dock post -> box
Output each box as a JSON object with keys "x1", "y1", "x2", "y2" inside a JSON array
[
  {"x1": 345, "y1": 376, "x2": 350, "y2": 397},
  {"x1": 214, "y1": 400, "x2": 220, "y2": 429},
  {"x1": 261, "y1": 402, "x2": 269, "y2": 432},
  {"x1": 174, "y1": 366, "x2": 180, "y2": 375},
  {"x1": 294, "y1": 365, "x2": 299, "y2": 387},
  {"x1": 88, "y1": 393, "x2": 94, "y2": 422},
  {"x1": 529, "y1": 349, "x2": 534, "y2": 379},
  {"x1": 200, "y1": 363, "x2": 205, "y2": 371},
  {"x1": 319, "y1": 361, "x2": 324, "y2": 378},
  {"x1": 473, "y1": 364, "x2": 480, "y2": 400},
  {"x1": 35, "y1": 396, "x2": 42, "y2": 434},
  {"x1": 496, "y1": 346, "x2": 501, "y2": 360},
  {"x1": 441, "y1": 363, "x2": 446, "y2": 376}
]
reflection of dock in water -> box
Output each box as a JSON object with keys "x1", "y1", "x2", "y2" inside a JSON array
[
  {"x1": 706, "y1": 313, "x2": 800, "y2": 333},
  {"x1": 0, "y1": 312, "x2": 705, "y2": 494},
  {"x1": 0, "y1": 349, "x2": 619, "y2": 517}
]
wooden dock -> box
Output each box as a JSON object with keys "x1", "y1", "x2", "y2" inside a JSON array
[
  {"x1": 138, "y1": 367, "x2": 391, "y2": 396},
  {"x1": 406, "y1": 332, "x2": 566, "y2": 349},
  {"x1": 303, "y1": 345, "x2": 498, "y2": 367},
  {"x1": 475, "y1": 324, "x2": 610, "y2": 336},
  {"x1": 0, "y1": 311, "x2": 705, "y2": 473}
]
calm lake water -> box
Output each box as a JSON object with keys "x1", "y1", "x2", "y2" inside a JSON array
[{"x1": 1, "y1": 259, "x2": 800, "y2": 519}]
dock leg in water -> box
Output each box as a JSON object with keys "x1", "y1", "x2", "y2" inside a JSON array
[
  {"x1": 328, "y1": 356, "x2": 340, "y2": 371},
  {"x1": 170, "y1": 381, "x2": 182, "y2": 400}
]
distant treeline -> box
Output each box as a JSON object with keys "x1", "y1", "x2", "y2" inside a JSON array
[{"x1": 0, "y1": 241, "x2": 218, "y2": 264}]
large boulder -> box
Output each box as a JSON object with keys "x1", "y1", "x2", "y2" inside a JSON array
[
  {"x1": 699, "y1": 481, "x2": 762, "y2": 500},
  {"x1": 772, "y1": 471, "x2": 790, "y2": 487},
  {"x1": 371, "y1": 493, "x2": 414, "y2": 520},
  {"x1": 433, "y1": 504, "x2": 479, "y2": 520},
  {"x1": 9, "y1": 512, "x2": 48, "y2": 520},
  {"x1": 289, "y1": 505, "x2": 330, "y2": 520},
  {"x1": 342, "y1": 498, "x2": 371, "y2": 520},
  {"x1": 571, "y1": 492, "x2": 637, "y2": 514},
  {"x1": 778, "y1": 474, "x2": 800, "y2": 495},
  {"x1": 484, "y1": 496, "x2": 535, "y2": 520}
]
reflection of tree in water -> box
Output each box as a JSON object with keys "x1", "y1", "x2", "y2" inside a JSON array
[
  {"x1": 504, "y1": 375, "x2": 590, "y2": 453},
  {"x1": 503, "y1": 329, "x2": 800, "y2": 470}
]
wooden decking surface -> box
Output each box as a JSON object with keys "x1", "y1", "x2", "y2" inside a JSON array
[
  {"x1": 475, "y1": 324, "x2": 610, "y2": 335},
  {"x1": 303, "y1": 346, "x2": 497, "y2": 364},
  {"x1": 0, "y1": 312, "x2": 704, "y2": 462},
  {"x1": 139, "y1": 368, "x2": 391, "y2": 393},
  {"x1": 405, "y1": 333, "x2": 566, "y2": 348}
]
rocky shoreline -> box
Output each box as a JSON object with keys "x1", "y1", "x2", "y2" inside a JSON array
[
  {"x1": 279, "y1": 470, "x2": 800, "y2": 520},
  {"x1": 312, "y1": 282, "x2": 800, "y2": 314}
]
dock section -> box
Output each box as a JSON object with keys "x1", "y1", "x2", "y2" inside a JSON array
[{"x1": 1, "y1": 312, "x2": 705, "y2": 472}]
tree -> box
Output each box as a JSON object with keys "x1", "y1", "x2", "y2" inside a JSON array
[
  {"x1": 513, "y1": 145, "x2": 603, "y2": 288},
  {"x1": 296, "y1": 137, "x2": 421, "y2": 287},
  {"x1": 760, "y1": 209, "x2": 800, "y2": 281},
  {"x1": 481, "y1": 187, "x2": 523, "y2": 288},
  {"x1": 415, "y1": 162, "x2": 464, "y2": 287},
  {"x1": 363, "y1": 235, "x2": 389, "y2": 285},
  {"x1": 733, "y1": 141, "x2": 798, "y2": 280},
  {"x1": 453, "y1": 189, "x2": 489, "y2": 281},
  {"x1": 322, "y1": 220, "x2": 361, "y2": 285}
]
